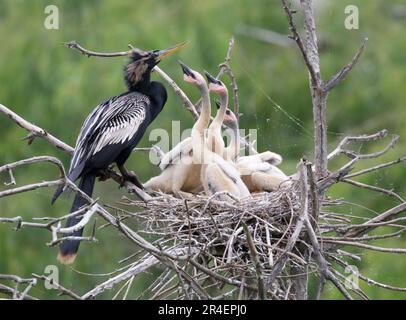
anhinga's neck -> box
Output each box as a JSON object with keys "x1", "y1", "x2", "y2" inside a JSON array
[
  {"x1": 193, "y1": 83, "x2": 211, "y2": 134},
  {"x1": 225, "y1": 121, "x2": 240, "y2": 160},
  {"x1": 210, "y1": 92, "x2": 228, "y2": 131},
  {"x1": 125, "y1": 73, "x2": 152, "y2": 93},
  {"x1": 124, "y1": 60, "x2": 153, "y2": 93},
  {"x1": 191, "y1": 82, "x2": 211, "y2": 163}
]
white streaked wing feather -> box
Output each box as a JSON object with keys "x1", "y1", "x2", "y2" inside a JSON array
[
  {"x1": 68, "y1": 92, "x2": 149, "y2": 177},
  {"x1": 92, "y1": 111, "x2": 145, "y2": 154}
]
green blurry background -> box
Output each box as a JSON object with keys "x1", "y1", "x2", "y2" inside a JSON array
[{"x1": 0, "y1": 0, "x2": 405, "y2": 299}]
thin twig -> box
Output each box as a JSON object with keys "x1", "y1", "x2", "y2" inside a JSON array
[
  {"x1": 324, "y1": 38, "x2": 368, "y2": 92},
  {"x1": 219, "y1": 36, "x2": 240, "y2": 121},
  {"x1": 242, "y1": 223, "x2": 266, "y2": 300}
]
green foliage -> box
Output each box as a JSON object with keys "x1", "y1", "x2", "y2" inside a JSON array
[{"x1": 0, "y1": 0, "x2": 405, "y2": 299}]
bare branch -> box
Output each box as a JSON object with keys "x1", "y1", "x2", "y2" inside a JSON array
[
  {"x1": 218, "y1": 36, "x2": 240, "y2": 121},
  {"x1": 345, "y1": 156, "x2": 406, "y2": 179},
  {"x1": 47, "y1": 234, "x2": 98, "y2": 247},
  {"x1": 327, "y1": 129, "x2": 389, "y2": 161},
  {"x1": 53, "y1": 203, "x2": 98, "y2": 235},
  {"x1": 331, "y1": 256, "x2": 406, "y2": 292},
  {"x1": 324, "y1": 38, "x2": 368, "y2": 92},
  {"x1": 0, "y1": 284, "x2": 37, "y2": 300},
  {"x1": 32, "y1": 274, "x2": 82, "y2": 300},
  {"x1": 342, "y1": 178, "x2": 405, "y2": 203},
  {"x1": 242, "y1": 223, "x2": 265, "y2": 299},
  {"x1": 266, "y1": 159, "x2": 308, "y2": 289},
  {"x1": 81, "y1": 246, "x2": 194, "y2": 299},
  {"x1": 0, "y1": 274, "x2": 37, "y2": 300},
  {"x1": 0, "y1": 179, "x2": 64, "y2": 199},
  {"x1": 0, "y1": 104, "x2": 73, "y2": 153},
  {"x1": 0, "y1": 156, "x2": 66, "y2": 178},
  {"x1": 319, "y1": 131, "x2": 399, "y2": 191},
  {"x1": 299, "y1": 0, "x2": 321, "y2": 83},
  {"x1": 304, "y1": 203, "x2": 353, "y2": 300},
  {"x1": 324, "y1": 240, "x2": 406, "y2": 254},
  {"x1": 281, "y1": 0, "x2": 320, "y2": 87},
  {"x1": 64, "y1": 40, "x2": 130, "y2": 57}
]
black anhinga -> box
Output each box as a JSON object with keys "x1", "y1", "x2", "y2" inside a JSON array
[{"x1": 52, "y1": 43, "x2": 184, "y2": 264}]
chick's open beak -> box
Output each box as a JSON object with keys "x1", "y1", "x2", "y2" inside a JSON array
[
  {"x1": 204, "y1": 71, "x2": 222, "y2": 85},
  {"x1": 156, "y1": 41, "x2": 187, "y2": 61},
  {"x1": 179, "y1": 61, "x2": 194, "y2": 78}
]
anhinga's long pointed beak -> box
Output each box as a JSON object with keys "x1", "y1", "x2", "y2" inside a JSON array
[
  {"x1": 179, "y1": 61, "x2": 194, "y2": 77},
  {"x1": 156, "y1": 41, "x2": 187, "y2": 60},
  {"x1": 204, "y1": 71, "x2": 222, "y2": 85}
]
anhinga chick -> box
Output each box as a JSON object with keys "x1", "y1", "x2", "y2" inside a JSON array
[
  {"x1": 52, "y1": 42, "x2": 185, "y2": 265},
  {"x1": 204, "y1": 71, "x2": 229, "y2": 157}
]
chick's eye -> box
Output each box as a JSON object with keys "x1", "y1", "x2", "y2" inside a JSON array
[{"x1": 226, "y1": 110, "x2": 230, "y2": 115}]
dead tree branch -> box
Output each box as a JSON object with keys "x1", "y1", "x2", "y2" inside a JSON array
[
  {"x1": 0, "y1": 104, "x2": 73, "y2": 152},
  {"x1": 0, "y1": 103, "x2": 149, "y2": 201},
  {"x1": 218, "y1": 36, "x2": 240, "y2": 121},
  {"x1": 281, "y1": 0, "x2": 367, "y2": 179},
  {"x1": 324, "y1": 38, "x2": 368, "y2": 92},
  {"x1": 32, "y1": 274, "x2": 82, "y2": 300}
]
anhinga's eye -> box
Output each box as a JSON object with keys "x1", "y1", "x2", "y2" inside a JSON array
[{"x1": 226, "y1": 109, "x2": 231, "y2": 115}]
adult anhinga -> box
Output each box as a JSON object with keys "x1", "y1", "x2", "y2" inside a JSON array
[{"x1": 52, "y1": 43, "x2": 184, "y2": 264}]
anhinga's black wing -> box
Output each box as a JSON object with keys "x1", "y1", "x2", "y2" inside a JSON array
[
  {"x1": 51, "y1": 91, "x2": 149, "y2": 204},
  {"x1": 68, "y1": 91, "x2": 149, "y2": 182}
]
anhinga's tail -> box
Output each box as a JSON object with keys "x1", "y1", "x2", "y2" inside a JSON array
[{"x1": 57, "y1": 174, "x2": 96, "y2": 265}]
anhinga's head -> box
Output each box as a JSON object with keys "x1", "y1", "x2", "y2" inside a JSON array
[
  {"x1": 204, "y1": 71, "x2": 227, "y2": 95},
  {"x1": 179, "y1": 61, "x2": 206, "y2": 88},
  {"x1": 125, "y1": 42, "x2": 186, "y2": 91},
  {"x1": 215, "y1": 101, "x2": 238, "y2": 128}
]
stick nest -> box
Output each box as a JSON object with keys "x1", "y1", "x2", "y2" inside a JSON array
[{"x1": 118, "y1": 181, "x2": 326, "y2": 299}]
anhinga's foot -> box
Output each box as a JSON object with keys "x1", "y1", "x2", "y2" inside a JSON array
[
  {"x1": 98, "y1": 169, "x2": 110, "y2": 182},
  {"x1": 118, "y1": 166, "x2": 144, "y2": 190}
]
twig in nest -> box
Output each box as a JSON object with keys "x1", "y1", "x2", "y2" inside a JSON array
[{"x1": 242, "y1": 223, "x2": 266, "y2": 299}]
